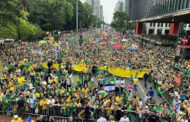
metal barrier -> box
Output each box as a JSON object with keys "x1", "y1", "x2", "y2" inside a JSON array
[
  {"x1": 49, "y1": 116, "x2": 96, "y2": 122},
  {"x1": 1, "y1": 101, "x2": 179, "y2": 122}
]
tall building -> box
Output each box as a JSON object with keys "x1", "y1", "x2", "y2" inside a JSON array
[
  {"x1": 122, "y1": 0, "x2": 129, "y2": 14},
  {"x1": 100, "y1": 5, "x2": 104, "y2": 21},
  {"x1": 114, "y1": 0, "x2": 123, "y2": 12},
  {"x1": 86, "y1": 0, "x2": 103, "y2": 21},
  {"x1": 93, "y1": 0, "x2": 100, "y2": 19}
]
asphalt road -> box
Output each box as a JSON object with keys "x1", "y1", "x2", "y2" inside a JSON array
[{"x1": 70, "y1": 73, "x2": 164, "y2": 105}]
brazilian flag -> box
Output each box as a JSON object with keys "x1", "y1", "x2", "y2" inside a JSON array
[
  {"x1": 61, "y1": 52, "x2": 67, "y2": 57},
  {"x1": 35, "y1": 72, "x2": 40, "y2": 77},
  {"x1": 110, "y1": 78, "x2": 116, "y2": 84},
  {"x1": 68, "y1": 87, "x2": 73, "y2": 95},
  {"x1": 77, "y1": 76, "x2": 82, "y2": 86},
  {"x1": 8, "y1": 64, "x2": 15, "y2": 70},
  {"x1": 2, "y1": 98, "x2": 10, "y2": 113},
  {"x1": 83, "y1": 76, "x2": 89, "y2": 82},
  {"x1": 123, "y1": 89, "x2": 129, "y2": 96},
  {"x1": 56, "y1": 72, "x2": 61, "y2": 79},
  {"x1": 158, "y1": 87, "x2": 164, "y2": 95},
  {"x1": 129, "y1": 76, "x2": 133, "y2": 83},
  {"x1": 19, "y1": 65, "x2": 25, "y2": 71}
]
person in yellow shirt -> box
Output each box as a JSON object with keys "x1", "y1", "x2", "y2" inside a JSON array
[
  {"x1": 132, "y1": 96, "x2": 139, "y2": 106},
  {"x1": 40, "y1": 97, "x2": 48, "y2": 115},
  {"x1": 115, "y1": 96, "x2": 122, "y2": 104},
  {"x1": 11, "y1": 115, "x2": 23, "y2": 122}
]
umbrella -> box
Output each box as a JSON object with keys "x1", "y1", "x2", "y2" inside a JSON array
[
  {"x1": 38, "y1": 40, "x2": 47, "y2": 44},
  {"x1": 113, "y1": 45, "x2": 123, "y2": 49},
  {"x1": 122, "y1": 39, "x2": 128, "y2": 42},
  {"x1": 115, "y1": 36, "x2": 121, "y2": 40},
  {"x1": 99, "y1": 42, "x2": 106, "y2": 46},
  {"x1": 110, "y1": 42, "x2": 117, "y2": 45},
  {"x1": 91, "y1": 41, "x2": 96, "y2": 44},
  {"x1": 103, "y1": 36, "x2": 109, "y2": 40},
  {"x1": 128, "y1": 47, "x2": 137, "y2": 50}
]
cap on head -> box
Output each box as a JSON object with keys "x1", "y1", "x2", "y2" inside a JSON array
[{"x1": 13, "y1": 115, "x2": 18, "y2": 119}]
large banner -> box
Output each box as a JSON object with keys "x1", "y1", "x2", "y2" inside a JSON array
[
  {"x1": 108, "y1": 67, "x2": 149, "y2": 78},
  {"x1": 73, "y1": 64, "x2": 149, "y2": 78},
  {"x1": 73, "y1": 65, "x2": 89, "y2": 73}
]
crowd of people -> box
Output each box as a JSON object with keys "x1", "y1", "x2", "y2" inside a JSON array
[{"x1": 0, "y1": 30, "x2": 189, "y2": 122}]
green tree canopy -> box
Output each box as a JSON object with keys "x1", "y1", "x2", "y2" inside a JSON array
[
  {"x1": 111, "y1": 11, "x2": 135, "y2": 33},
  {"x1": 0, "y1": 0, "x2": 21, "y2": 26},
  {"x1": 28, "y1": 0, "x2": 73, "y2": 31}
]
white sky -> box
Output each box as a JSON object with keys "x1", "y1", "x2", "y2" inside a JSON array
[{"x1": 80, "y1": 0, "x2": 118, "y2": 24}]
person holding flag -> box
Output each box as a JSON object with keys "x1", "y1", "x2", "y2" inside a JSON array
[{"x1": 77, "y1": 76, "x2": 82, "y2": 89}]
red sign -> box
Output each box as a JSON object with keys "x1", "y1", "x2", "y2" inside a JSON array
[
  {"x1": 182, "y1": 38, "x2": 189, "y2": 43},
  {"x1": 180, "y1": 45, "x2": 190, "y2": 48}
]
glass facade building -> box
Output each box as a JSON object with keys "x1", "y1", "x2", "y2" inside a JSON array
[{"x1": 130, "y1": 0, "x2": 190, "y2": 21}]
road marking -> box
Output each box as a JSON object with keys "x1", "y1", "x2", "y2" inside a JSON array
[{"x1": 138, "y1": 82, "x2": 146, "y2": 101}]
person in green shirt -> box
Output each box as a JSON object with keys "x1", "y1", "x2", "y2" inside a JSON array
[
  {"x1": 83, "y1": 75, "x2": 89, "y2": 88},
  {"x1": 60, "y1": 98, "x2": 67, "y2": 117}
]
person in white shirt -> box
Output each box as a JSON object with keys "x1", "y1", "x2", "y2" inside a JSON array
[
  {"x1": 144, "y1": 93, "x2": 151, "y2": 103},
  {"x1": 41, "y1": 80, "x2": 47, "y2": 86},
  {"x1": 47, "y1": 96, "x2": 55, "y2": 115},
  {"x1": 139, "y1": 98, "x2": 143, "y2": 108},
  {"x1": 115, "y1": 78, "x2": 121, "y2": 96},
  {"x1": 120, "y1": 78, "x2": 125, "y2": 93},
  {"x1": 27, "y1": 94, "x2": 36, "y2": 112},
  {"x1": 97, "y1": 113, "x2": 107, "y2": 122},
  {"x1": 47, "y1": 96, "x2": 55, "y2": 106},
  {"x1": 66, "y1": 78, "x2": 71, "y2": 88},
  {"x1": 119, "y1": 114, "x2": 130, "y2": 122}
]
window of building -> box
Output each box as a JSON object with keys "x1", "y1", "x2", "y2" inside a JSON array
[
  {"x1": 165, "y1": 30, "x2": 169, "y2": 35},
  {"x1": 161, "y1": 23, "x2": 163, "y2": 27},
  {"x1": 148, "y1": 29, "x2": 154, "y2": 34},
  {"x1": 168, "y1": 23, "x2": 170, "y2": 27},
  {"x1": 153, "y1": 23, "x2": 155, "y2": 27},
  {"x1": 157, "y1": 29, "x2": 162, "y2": 35},
  {"x1": 157, "y1": 23, "x2": 160, "y2": 27},
  {"x1": 150, "y1": 23, "x2": 152, "y2": 27}
]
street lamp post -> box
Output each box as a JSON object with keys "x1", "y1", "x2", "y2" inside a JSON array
[{"x1": 76, "y1": 0, "x2": 79, "y2": 34}]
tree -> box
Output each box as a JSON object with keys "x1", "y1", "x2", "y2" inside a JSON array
[
  {"x1": 17, "y1": 18, "x2": 44, "y2": 41},
  {"x1": 0, "y1": 24, "x2": 18, "y2": 40},
  {"x1": 81, "y1": 3, "x2": 94, "y2": 28},
  {"x1": 91, "y1": 15, "x2": 103, "y2": 28},
  {"x1": 64, "y1": 0, "x2": 83, "y2": 30},
  {"x1": 0, "y1": 0, "x2": 21, "y2": 26},
  {"x1": 111, "y1": 11, "x2": 135, "y2": 33},
  {"x1": 19, "y1": 0, "x2": 30, "y2": 11},
  {"x1": 28, "y1": 0, "x2": 73, "y2": 31}
]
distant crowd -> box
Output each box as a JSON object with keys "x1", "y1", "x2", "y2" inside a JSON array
[{"x1": 0, "y1": 30, "x2": 189, "y2": 122}]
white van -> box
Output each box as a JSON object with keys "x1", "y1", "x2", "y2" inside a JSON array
[{"x1": 5, "y1": 39, "x2": 15, "y2": 42}]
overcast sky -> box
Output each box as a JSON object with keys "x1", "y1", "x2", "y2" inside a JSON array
[{"x1": 80, "y1": 0, "x2": 118, "y2": 24}]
